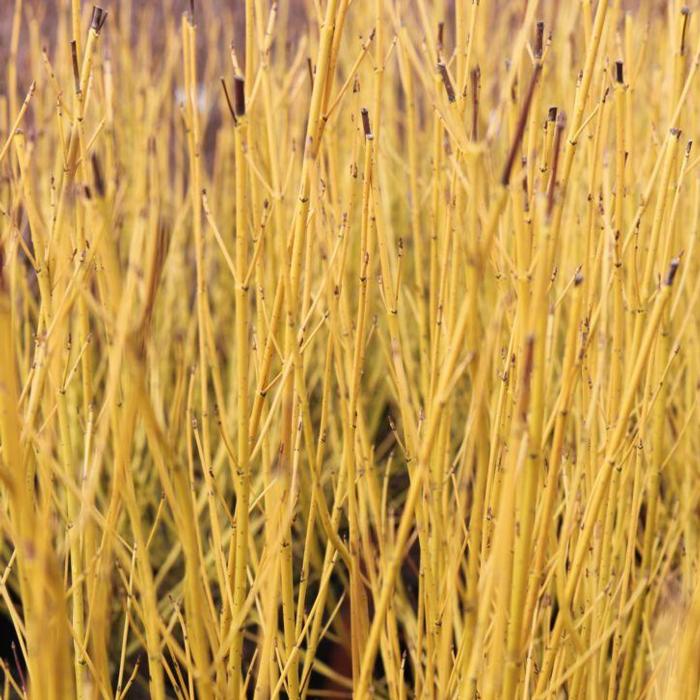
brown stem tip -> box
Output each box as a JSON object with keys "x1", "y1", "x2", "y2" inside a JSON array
[
  {"x1": 681, "y1": 7, "x2": 691, "y2": 55},
  {"x1": 361, "y1": 108, "x2": 373, "y2": 140},
  {"x1": 90, "y1": 6, "x2": 108, "y2": 33},
  {"x1": 535, "y1": 21, "x2": 545, "y2": 59},
  {"x1": 221, "y1": 78, "x2": 238, "y2": 124},
  {"x1": 615, "y1": 60, "x2": 624, "y2": 85},
  {"x1": 233, "y1": 76, "x2": 245, "y2": 118},
  {"x1": 71, "y1": 41, "x2": 81, "y2": 93},
  {"x1": 664, "y1": 257, "x2": 680, "y2": 286},
  {"x1": 501, "y1": 64, "x2": 542, "y2": 186},
  {"x1": 438, "y1": 62, "x2": 456, "y2": 103},
  {"x1": 91, "y1": 153, "x2": 105, "y2": 197}
]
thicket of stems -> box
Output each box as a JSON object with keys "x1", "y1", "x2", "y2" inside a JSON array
[{"x1": 0, "y1": 0, "x2": 699, "y2": 698}]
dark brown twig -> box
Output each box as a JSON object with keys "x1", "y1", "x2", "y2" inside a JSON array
[
  {"x1": 615, "y1": 60, "x2": 624, "y2": 85},
  {"x1": 220, "y1": 78, "x2": 238, "y2": 124},
  {"x1": 90, "y1": 6, "x2": 108, "y2": 33},
  {"x1": 438, "y1": 62, "x2": 456, "y2": 103},
  {"x1": 501, "y1": 64, "x2": 542, "y2": 186},
  {"x1": 665, "y1": 257, "x2": 680, "y2": 286},
  {"x1": 233, "y1": 76, "x2": 246, "y2": 118},
  {"x1": 535, "y1": 21, "x2": 545, "y2": 60},
  {"x1": 361, "y1": 107, "x2": 373, "y2": 140},
  {"x1": 70, "y1": 41, "x2": 81, "y2": 94}
]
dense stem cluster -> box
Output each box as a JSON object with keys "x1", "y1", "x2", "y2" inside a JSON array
[{"x1": 0, "y1": 0, "x2": 699, "y2": 698}]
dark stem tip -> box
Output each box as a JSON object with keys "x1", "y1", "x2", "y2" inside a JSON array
[
  {"x1": 220, "y1": 78, "x2": 237, "y2": 123},
  {"x1": 90, "y1": 6, "x2": 108, "y2": 33},
  {"x1": 70, "y1": 40, "x2": 81, "y2": 92},
  {"x1": 665, "y1": 257, "x2": 680, "y2": 286},
  {"x1": 535, "y1": 20, "x2": 545, "y2": 58},
  {"x1": 615, "y1": 60, "x2": 624, "y2": 84},
  {"x1": 233, "y1": 76, "x2": 245, "y2": 118},
  {"x1": 91, "y1": 153, "x2": 105, "y2": 197},
  {"x1": 437, "y1": 62, "x2": 456, "y2": 103},
  {"x1": 361, "y1": 107, "x2": 373, "y2": 139}
]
